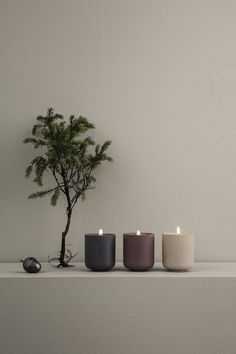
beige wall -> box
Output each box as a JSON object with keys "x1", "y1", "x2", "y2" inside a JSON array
[{"x1": 1, "y1": 0, "x2": 236, "y2": 262}]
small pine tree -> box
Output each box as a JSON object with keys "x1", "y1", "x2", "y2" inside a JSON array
[{"x1": 24, "y1": 108, "x2": 112, "y2": 267}]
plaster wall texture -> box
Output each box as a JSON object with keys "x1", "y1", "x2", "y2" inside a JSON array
[{"x1": 1, "y1": 0, "x2": 236, "y2": 261}]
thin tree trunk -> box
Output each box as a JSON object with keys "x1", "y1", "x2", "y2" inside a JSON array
[
  {"x1": 58, "y1": 167, "x2": 73, "y2": 267},
  {"x1": 58, "y1": 208, "x2": 72, "y2": 267}
]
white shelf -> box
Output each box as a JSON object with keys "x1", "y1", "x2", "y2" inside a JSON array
[
  {"x1": 2, "y1": 261, "x2": 236, "y2": 354},
  {"x1": 1, "y1": 261, "x2": 236, "y2": 278}
]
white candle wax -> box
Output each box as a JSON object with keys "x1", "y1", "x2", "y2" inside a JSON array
[{"x1": 162, "y1": 228, "x2": 194, "y2": 271}]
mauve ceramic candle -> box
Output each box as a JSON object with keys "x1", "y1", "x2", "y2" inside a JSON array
[
  {"x1": 123, "y1": 232, "x2": 155, "y2": 271},
  {"x1": 85, "y1": 232, "x2": 116, "y2": 271},
  {"x1": 162, "y1": 227, "x2": 194, "y2": 271}
]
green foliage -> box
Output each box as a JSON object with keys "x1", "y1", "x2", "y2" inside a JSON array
[
  {"x1": 50, "y1": 188, "x2": 60, "y2": 206},
  {"x1": 24, "y1": 108, "x2": 112, "y2": 209},
  {"x1": 28, "y1": 189, "x2": 56, "y2": 199}
]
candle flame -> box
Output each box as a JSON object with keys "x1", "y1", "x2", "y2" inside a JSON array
[
  {"x1": 98, "y1": 229, "x2": 103, "y2": 236},
  {"x1": 136, "y1": 230, "x2": 141, "y2": 236},
  {"x1": 177, "y1": 226, "x2": 181, "y2": 235}
]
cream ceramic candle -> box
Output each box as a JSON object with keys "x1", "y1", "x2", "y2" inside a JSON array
[{"x1": 162, "y1": 226, "x2": 194, "y2": 271}]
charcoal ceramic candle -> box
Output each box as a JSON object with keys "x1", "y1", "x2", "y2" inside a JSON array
[
  {"x1": 123, "y1": 231, "x2": 154, "y2": 271},
  {"x1": 85, "y1": 230, "x2": 116, "y2": 271},
  {"x1": 162, "y1": 227, "x2": 194, "y2": 271}
]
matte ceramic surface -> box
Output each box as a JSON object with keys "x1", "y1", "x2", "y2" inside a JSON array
[
  {"x1": 162, "y1": 233, "x2": 194, "y2": 271},
  {"x1": 85, "y1": 234, "x2": 116, "y2": 271},
  {"x1": 123, "y1": 233, "x2": 154, "y2": 271}
]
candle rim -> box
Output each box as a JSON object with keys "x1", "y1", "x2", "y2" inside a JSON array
[
  {"x1": 162, "y1": 232, "x2": 193, "y2": 237},
  {"x1": 85, "y1": 233, "x2": 116, "y2": 237},
  {"x1": 123, "y1": 232, "x2": 154, "y2": 236}
]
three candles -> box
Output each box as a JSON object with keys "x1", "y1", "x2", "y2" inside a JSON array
[{"x1": 85, "y1": 227, "x2": 194, "y2": 272}]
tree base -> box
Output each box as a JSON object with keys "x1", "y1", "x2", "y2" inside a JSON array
[
  {"x1": 48, "y1": 251, "x2": 78, "y2": 268},
  {"x1": 57, "y1": 262, "x2": 75, "y2": 268}
]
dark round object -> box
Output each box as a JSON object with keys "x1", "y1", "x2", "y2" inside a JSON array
[{"x1": 22, "y1": 257, "x2": 41, "y2": 273}]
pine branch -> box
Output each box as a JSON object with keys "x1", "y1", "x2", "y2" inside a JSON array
[
  {"x1": 28, "y1": 188, "x2": 57, "y2": 199},
  {"x1": 33, "y1": 175, "x2": 43, "y2": 186},
  {"x1": 25, "y1": 165, "x2": 33, "y2": 178},
  {"x1": 48, "y1": 166, "x2": 66, "y2": 194},
  {"x1": 50, "y1": 188, "x2": 60, "y2": 206}
]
